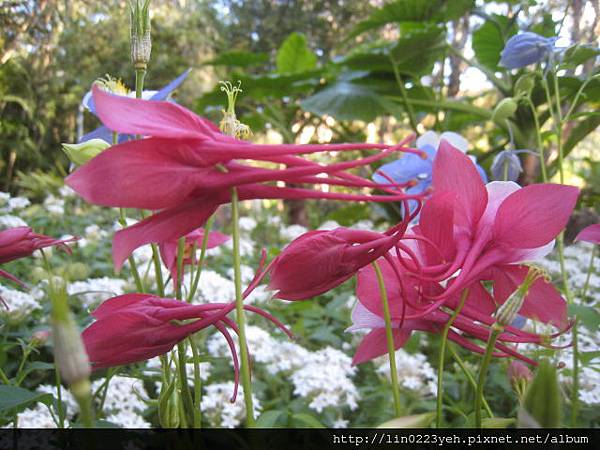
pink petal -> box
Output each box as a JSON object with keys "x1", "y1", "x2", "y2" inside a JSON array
[
  {"x1": 432, "y1": 140, "x2": 487, "y2": 232},
  {"x1": 575, "y1": 223, "x2": 600, "y2": 245},
  {"x1": 66, "y1": 138, "x2": 211, "y2": 210},
  {"x1": 352, "y1": 328, "x2": 411, "y2": 365},
  {"x1": 493, "y1": 184, "x2": 579, "y2": 249},
  {"x1": 418, "y1": 191, "x2": 456, "y2": 264},
  {"x1": 92, "y1": 85, "x2": 220, "y2": 139}
]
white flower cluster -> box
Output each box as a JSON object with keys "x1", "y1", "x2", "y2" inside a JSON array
[
  {"x1": 92, "y1": 376, "x2": 151, "y2": 428},
  {"x1": 37, "y1": 384, "x2": 79, "y2": 419},
  {"x1": 67, "y1": 277, "x2": 127, "y2": 309},
  {"x1": 77, "y1": 224, "x2": 110, "y2": 248},
  {"x1": 280, "y1": 224, "x2": 308, "y2": 242},
  {"x1": 0, "y1": 191, "x2": 30, "y2": 214},
  {"x1": 145, "y1": 347, "x2": 212, "y2": 389},
  {"x1": 12, "y1": 404, "x2": 65, "y2": 428},
  {"x1": 375, "y1": 349, "x2": 438, "y2": 396},
  {"x1": 538, "y1": 242, "x2": 599, "y2": 297},
  {"x1": 0, "y1": 285, "x2": 43, "y2": 322},
  {"x1": 0, "y1": 214, "x2": 27, "y2": 229},
  {"x1": 43, "y1": 194, "x2": 65, "y2": 216},
  {"x1": 290, "y1": 347, "x2": 359, "y2": 413},
  {"x1": 207, "y1": 326, "x2": 359, "y2": 414},
  {"x1": 200, "y1": 382, "x2": 261, "y2": 428}
]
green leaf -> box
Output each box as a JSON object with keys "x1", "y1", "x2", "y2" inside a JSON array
[
  {"x1": 349, "y1": 0, "x2": 473, "y2": 38},
  {"x1": 0, "y1": 386, "x2": 52, "y2": 415},
  {"x1": 560, "y1": 44, "x2": 600, "y2": 69},
  {"x1": 300, "y1": 82, "x2": 388, "y2": 121},
  {"x1": 518, "y1": 360, "x2": 562, "y2": 428},
  {"x1": 276, "y1": 33, "x2": 317, "y2": 75},
  {"x1": 568, "y1": 304, "x2": 600, "y2": 332},
  {"x1": 204, "y1": 51, "x2": 269, "y2": 68},
  {"x1": 256, "y1": 410, "x2": 285, "y2": 428},
  {"x1": 378, "y1": 412, "x2": 436, "y2": 428},
  {"x1": 482, "y1": 417, "x2": 515, "y2": 428},
  {"x1": 290, "y1": 413, "x2": 324, "y2": 428},
  {"x1": 472, "y1": 16, "x2": 517, "y2": 71},
  {"x1": 390, "y1": 26, "x2": 445, "y2": 76}
]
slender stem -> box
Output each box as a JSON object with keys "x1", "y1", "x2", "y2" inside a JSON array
[
  {"x1": 475, "y1": 326, "x2": 502, "y2": 428},
  {"x1": 54, "y1": 368, "x2": 65, "y2": 429},
  {"x1": 0, "y1": 366, "x2": 10, "y2": 384},
  {"x1": 372, "y1": 261, "x2": 402, "y2": 417},
  {"x1": 448, "y1": 345, "x2": 493, "y2": 418},
  {"x1": 390, "y1": 57, "x2": 419, "y2": 134},
  {"x1": 135, "y1": 69, "x2": 146, "y2": 100},
  {"x1": 436, "y1": 288, "x2": 469, "y2": 427},
  {"x1": 581, "y1": 246, "x2": 596, "y2": 300},
  {"x1": 118, "y1": 207, "x2": 145, "y2": 292},
  {"x1": 175, "y1": 237, "x2": 185, "y2": 299},
  {"x1": 563, "y1": 75, "x2": 600, "y2": 123},
  {"x1": 552, "y1": 71, "x2": 565, "y2": 184},
  {"x1": 525, "y1": 98, "x2": 548, "y2": 182},
  {"x1": 189, "y1": 336, "x2": 202, "y2": 428},
  {"x1": 231, "y1": 187, "x2": 255, "y2": 427},
  {"x1": 187, "y1": 216, "x2": 215, "y2": 303}
]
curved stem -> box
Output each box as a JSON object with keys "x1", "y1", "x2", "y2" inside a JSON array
[
  {"x1": 475, "y1": 326, "x2": 502, "y2": 428},
  {"x1": 189, "y1": 336, "x2": 202, "y2": 428},
  {"x1": 372, "y1": 261, "x2": 402, "y2": 417},
  {"x1": 232, "y1": 187, "x2": 255, "y2": 427},
  {"x1": 525, "y1": 97, "x2": 548, "y2": 182},
  {"x1": 390, "y1": 58, "x2": 419, "y2": 134},
  {"x1": 448, "y1": 345, "x2": 493, "y2": 418},
  {"x1": 187, "y1": 216, "x2": 215, "y2": 303},
  {"x1": 581, "y1": 246, "x2": 596, "y2": 300},
  {"x1": 436, "y1": 288, "x2": 469, "y2": 427}
]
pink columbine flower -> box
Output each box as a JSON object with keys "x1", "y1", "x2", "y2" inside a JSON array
[
  {"x1": 65, "y1": 86, "x2": 425, "y2": 270},
  {"x1": 346, "y1": 140, "x2": 576, "y2": 366},
  {"x1": 575, "y1": 223, "x2": 600, "y2": 245},
  {"x1": 158, "y1": 227, "x2": 230, "y2": 283},
  {"x1": 0, "y1": 226, "x2": 76, "y2": 287},
  {"x1": 268, "y1": 201, "x2": 417, "y2": 300}
]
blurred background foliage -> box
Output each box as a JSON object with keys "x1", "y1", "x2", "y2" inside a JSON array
[{"x1": 1, "y1": 0, "x2": 599, "y2": 224}]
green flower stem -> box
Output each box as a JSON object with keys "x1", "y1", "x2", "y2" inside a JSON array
[
  {"x1": 525, "y1": 98, "x2": 548, "y2": 182},
  {"x1": 135, "y1": 69, "x2": 146, "y2": 100},
  {"x1": 54, "y1": 368, "x2": 65, "y2": 429},
  {"x1": 390, "y1": 57, "x2": 419, "y2": 134},
  {"x1": 448, "y1": 345, "x2": 493, "y2": 418},
  {"x1": 232, "y1": 187, "x2": 255, "y2": 427},
  {"x1": 581, "y1": 246, "x2": 596, "y2": 299},
  {"x1": 187, "y1": 216, "x2": 214, "y2": 303},
  {"x1": 0, "y1": 367, "x2": 9, "y2": 384},
  {"x1": 475, "y1": 325, "x2": 502, "y2": 428},
  {"x1": 436, "y1": 288, "x2": 469, "y2": 427},
  {"x1": 189, "y1": 337, "x2": 202, "y2": 428},
  {"x1": 543, "y1": 68, "x2": 580, "y2": 425},
  {"x1": 372, "y1": 261, "x2": 401, "y2": 417}
]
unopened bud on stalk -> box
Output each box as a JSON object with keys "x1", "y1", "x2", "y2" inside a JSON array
[
  {"x1": 129, "y1": 0, "x2": 152, "y2": 69},
  {"x1": 62, "y1": 139, "x2": 110, "y2": 166},
  {"x1": 492, "y1": 97, "x2": 518, "y2": 123},
  {"x1": 514, "y1": 73, "x2": 535, "y2": 98},
  {"x1": 52, "y1": 317, "x2": 91, "y2": 384},
  {"x1": 508, "y1": 360, "x2": 533, "y2": 400},
  {"x1": 31, "y1": 329, "x2": 51, "y2": 346},
  {"x1": 495, "y1": 266, "x2": 543, "y2": 327}
]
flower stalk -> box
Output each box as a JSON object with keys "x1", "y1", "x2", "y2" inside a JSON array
[{"x1": 372, "y1": 261, "x2": 402, "y2": 417}]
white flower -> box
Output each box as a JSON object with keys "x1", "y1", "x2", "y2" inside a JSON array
[
  {"x1": 13, "y1": 404, "x2": 63, "y2": 428},
  {"x1": 280, "y1": 224, "x2": 308, "y2": 241},
  {"x1": 105, "y1": 410, "x2": 151, "y2": 428},
  {"x1": 318, "y1": 220, "x2": 341, "y2": 230},
  {"x1": 92, "y1": 376, "x2": 148, "y2": 417},
  {"x1": 36, "y1": 384, "x2": 79, "y2": 419},
  {"x1": 0, "y1": 214, "x2": 27, "y2": 228},
  {"x1": 59, "y1": 185, "x2": 76, "y2": 198},
  {"x1": 238, "y1": 217, "x2": 257, "y2": 232},
  {"x1": 0, "y1": 286, "x2": 41, "y2": 321},
  {"x1": 376, "y1": 349, "x2": 437, "y2": 396},
  {"x1": 201, "y1": 382, "x2": 261, "y2": 428},
  {"x1": 194, "y1": 270, "x2": 235, "y2": 303},
  {"x1": 68, "y1": 277, "x2": 127, "y2": 309},
  {"x1": 43, "y1": 195, "x2": 65, "y2": 216},
  {"x1": 7, "y1": 197, "x2": 30, "y2": 212}
]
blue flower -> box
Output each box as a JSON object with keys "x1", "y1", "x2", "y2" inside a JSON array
[
  {"x1": 373, "y1": 131, "x2": 488, "y2": 214},
  {"x1": 490, "y1": 149, "x2": 538, "y2": 181},
  {"x1": 500, "y1": 32, "x2": 557, "y2": 69},
  {"x1": 80, "y1": 69, "x2": 190, "y2": 143}
]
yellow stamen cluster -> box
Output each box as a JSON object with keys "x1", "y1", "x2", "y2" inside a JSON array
[
  {"x1": 94, "y1": 75, "x2": 130, "y2": 96},
  {"x1": 219, "y1": 81, "x2": 252, "y2": 140}
]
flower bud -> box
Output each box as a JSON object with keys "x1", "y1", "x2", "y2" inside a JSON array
[
  {"x1": 62, "y1": 139, "x2": 110, "y2": 166},
  {"x1": 514, "y1": 73, "x2": 535, "y2": 97},
  {"x1": 491, "y1": 150, "x2": 523, "y2": 181},
  {"x1": 377, "y1": 412, "x2": 436, "y2": 428},
  {"x1": 129, "y1": 0, "x2": 152, "y2": 69},
  {"x1": 495, "y1": 266, "x2": 542, "y2": 327},
  {"x1": 31, "y1": 329, "x2": 51, "y2": 346},
  {"x1": 219, "y1": 81, "x2": 252, "y2": 139},
  {"x1": 52, "y1": 317, "x2": 91, "y2": 384},
  {"x1": 492, "y1": 97, "x2": 518, "y2": 123},
  {"x1": 508, "y1": 360, "x2": 533, "y2": 400}
]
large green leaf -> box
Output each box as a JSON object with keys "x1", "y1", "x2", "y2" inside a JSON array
[
  {"x1": 0, "y1": 385, "x2": 52, "y2": 415},
  {"x1": 204, "y1": 51, "x2": 269, "y2": 68},
  {"x1": 349, "y1": 0, "x2": 473, "y2": 38},
  {"x1": 343, "y1": 26, "x2": 445, "y2": 76},
  {"x1": 560, "y1": 44, "x2": 600, "y2": 69},
  {"x1": 276, "y1": 32, "x2": 317, "y2": 75},
  {"x1": 255, "y1": 410, "x2": 285, "y2": 428},
  {"x1": 518, "y1": 360, "x2": 562, "y2": 428},
  {"x1": 472, "y1": 16, "x2": 517, "y2": 71},
  {"x1": 290, "y1": 413, "x2": 324, "y2": 428},
  {"x1": 300, "y1": 81, "x2": 390, "y2": 121}
]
